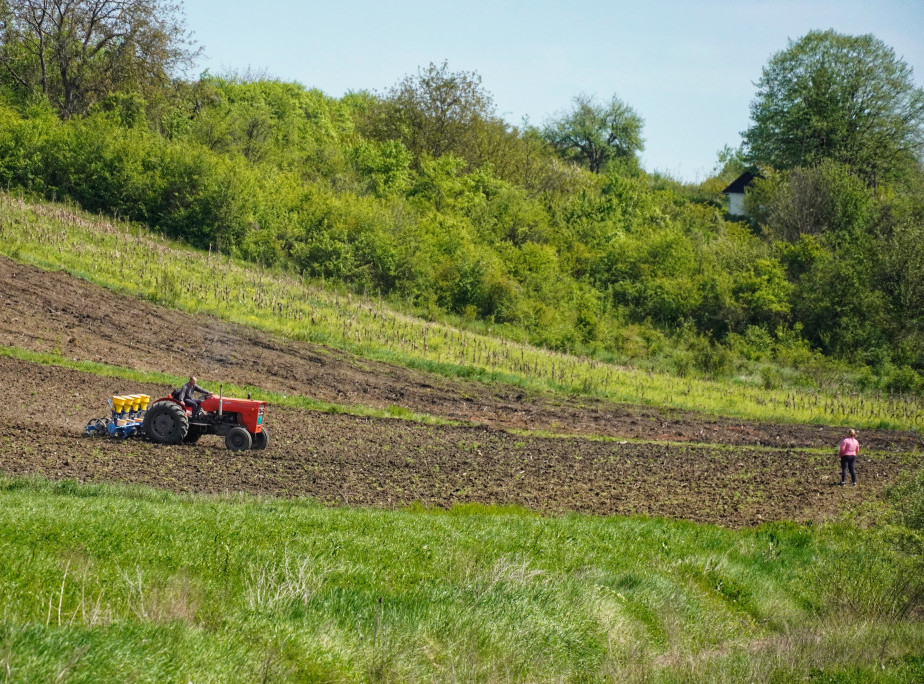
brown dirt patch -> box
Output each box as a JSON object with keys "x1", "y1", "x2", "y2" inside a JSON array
[{"x1": 0, "y1": 356, "x2": 917, "y2": 527}]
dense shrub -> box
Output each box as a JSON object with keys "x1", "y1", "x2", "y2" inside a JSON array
[{"x1": 0, "y1": 74, "x2": 922, "y2": 388}]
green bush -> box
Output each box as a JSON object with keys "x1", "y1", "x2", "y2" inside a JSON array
[
  {"x1": 759, "y1": 365, "x2": 784, "y2": 390},
  {"x1": 671, "y1": 350, "x2": 695, "y2": 377},
  {"x1": 695, "y1": 342, "x2": 735, "y2": 378},
  {"x1": 885, "y1": 365, "x2": 924, "y2": 395}
]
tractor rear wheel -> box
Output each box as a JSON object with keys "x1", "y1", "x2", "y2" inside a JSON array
[
  {"x1": 225, "y1": 426, "x2": 252, "y2": 451},
  {"x1": 251, "y1": 428, "x2": 269, "y2": 450},
  {"x1": 143, "y1": 401, "x2": 189, "y2": 445}
]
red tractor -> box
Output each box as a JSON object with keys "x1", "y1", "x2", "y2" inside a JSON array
[{"x1": 142, "y1": 390, "x2": 269, "y2": 451}]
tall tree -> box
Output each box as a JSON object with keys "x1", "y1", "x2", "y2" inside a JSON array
[
  {"x1": 0, "y1": 0, "x2": 197, "y2": 117},
  {"x1": 543, "y1": 94, "x2": 644, "y2": 173},
  {"x1": 743, "y1": 29, "x2": 924, "y2": 185},
  {"x1": 360, "y1": 60, "x2": 501, "y2": 167}
]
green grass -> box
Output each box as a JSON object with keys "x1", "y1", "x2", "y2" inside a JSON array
[
  {"x1": 2, "y1": 192, "x2": 923, "y2": 431},
  {"x1": 1, "y1": 476, "x2": 922, "y2": 682}
]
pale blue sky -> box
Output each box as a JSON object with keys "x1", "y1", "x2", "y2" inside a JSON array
[{"x1": 181, "y1": 0, "x2": 924, "y2": 182}]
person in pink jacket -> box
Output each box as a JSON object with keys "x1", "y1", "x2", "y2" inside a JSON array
[{"x1": 838, "y1": 429, "x2": 859, "y2": 486}]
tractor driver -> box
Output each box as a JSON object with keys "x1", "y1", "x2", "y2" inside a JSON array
[{"x1": 176, "y1": 376, "x2": 211, "y2": 418}]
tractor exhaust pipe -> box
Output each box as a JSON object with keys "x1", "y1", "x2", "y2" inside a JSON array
[{"x1": 218, "y1": 385, "x2": 223, "y2": 417}]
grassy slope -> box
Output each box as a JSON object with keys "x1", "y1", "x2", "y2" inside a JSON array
[
  {"x1": 1, "y1": 192, "x2": 922, "y2": 431},
  {"x1": 2, "y1": 477, "x2": 922, "y2": 682}
]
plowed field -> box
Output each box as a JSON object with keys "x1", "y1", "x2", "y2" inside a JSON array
[{"x1": 1, "y1": 257, "x2": 921, "y2": 526}]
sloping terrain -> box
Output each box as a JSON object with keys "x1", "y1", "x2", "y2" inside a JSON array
[
  {"x1": 2, "y1": 256, "x2": 919, "y2": 450},
  {"x1": 0, "y1": 257, "x2": 920, "y2": 526}
]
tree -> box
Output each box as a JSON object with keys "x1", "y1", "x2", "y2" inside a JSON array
[
  {"x1": 0, "y1": 0, "x2": 197, "y2": 117},
  {"x1": 543, "y1": 94, "x2": 644, "y2": 173},
  {"x1": 711, "y1": 144, "x2": 747, "y2": 183},
  {"x1": 743, "y1": 30, "x2": 924, "y2": 185},
  {"x1": 360, "y1": 61, "x2": 502, "y2": 167}
]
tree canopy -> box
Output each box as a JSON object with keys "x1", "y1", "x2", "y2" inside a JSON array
[
  {"x1": 543, "y1": 94, "x2": 644, "y2": 173},
  {"x1": 358, "y1": 61, "x2": 502, "y2": 168},
  {"x1": 0, "y1": 0, "x2": 197, "y2": 117},
  {"x1": 1, "y1": 10, "x2": 924, "y2": 390},
  {"x1": 743, "y1": 29, "x2": 924, "y2": 184}
]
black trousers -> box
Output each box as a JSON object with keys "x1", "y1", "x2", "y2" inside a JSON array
[
  {"x1": 840, "y1": 456, "x2": 856, "y2": 484},
  {"x1": 182, "y1": 397, "x2": 202, "y2": 417}
]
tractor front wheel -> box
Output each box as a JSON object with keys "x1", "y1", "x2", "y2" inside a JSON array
[
  {"x1": 143, "y1": 401, "x2": 189, "y2": 445},
  {"x1": 225, "y1": 426, "x2": 252, "y2": 451},
  {"x1": 251, "y1": 428, "x2": 269, "y2": 451}
]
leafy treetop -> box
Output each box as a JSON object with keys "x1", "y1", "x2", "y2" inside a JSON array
[
  {"x1": 0, "y1": 0, "x2": 197, "y2": 118},
  {"x1": 743, "y1": 29, "x2": 924, "y2": 185},
  {"x1": 543, "y1": 93, "x2": 644, "y2": 174}
]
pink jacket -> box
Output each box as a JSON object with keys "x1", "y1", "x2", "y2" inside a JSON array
[{"x1": 839, "y1": 437, "x2": 859, "y2": 457}]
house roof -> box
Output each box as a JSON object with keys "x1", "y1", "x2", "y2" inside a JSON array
[{"x1": 721, "y1": 170, "x2": 761, "y2": 194}]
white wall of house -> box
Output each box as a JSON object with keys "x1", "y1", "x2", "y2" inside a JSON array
[{"x1": 727, "y1": 193, "x2": 745, "y2": 216}]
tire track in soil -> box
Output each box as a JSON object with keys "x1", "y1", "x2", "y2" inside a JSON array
[{"x1": 0, "y1": 356, "x2": 915, "y2": 527}]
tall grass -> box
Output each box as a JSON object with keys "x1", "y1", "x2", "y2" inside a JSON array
[
  {"x1": 1, "y1": 477, "x2": 922, "y2": 682},
  {"x1": 2, "y1": 192, "x2": 923, "y2": 430}
]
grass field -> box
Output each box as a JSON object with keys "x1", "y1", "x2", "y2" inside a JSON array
[{"x1": 2, "y1": 477, "x2": 923, "y2": 682}]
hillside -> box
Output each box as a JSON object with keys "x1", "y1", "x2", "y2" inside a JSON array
[
  {"x1": 1, "y1": 249, "x2": 920, "y2": 527},
  {"x1": 2, "y1": 13, "x2": 924, "y2": 680},
  {"x1": 2, "y1": 70, "x2": 923, "y2": 395},
  {"x1": 3, "y1": 255, "x2": 919, "y2": 451}
]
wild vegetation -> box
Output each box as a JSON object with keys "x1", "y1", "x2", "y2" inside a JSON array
[{"x1": 1, "y1": 11, "x2": 923, "y2": 395}]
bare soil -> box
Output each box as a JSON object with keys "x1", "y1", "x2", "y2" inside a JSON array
[{"x1": 1, "y1": 257, "x2": 920, "y2": 527}]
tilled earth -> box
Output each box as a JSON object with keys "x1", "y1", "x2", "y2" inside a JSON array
[{"x1": 1, "y1": 257, "x2": 921, "y2": 526}]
